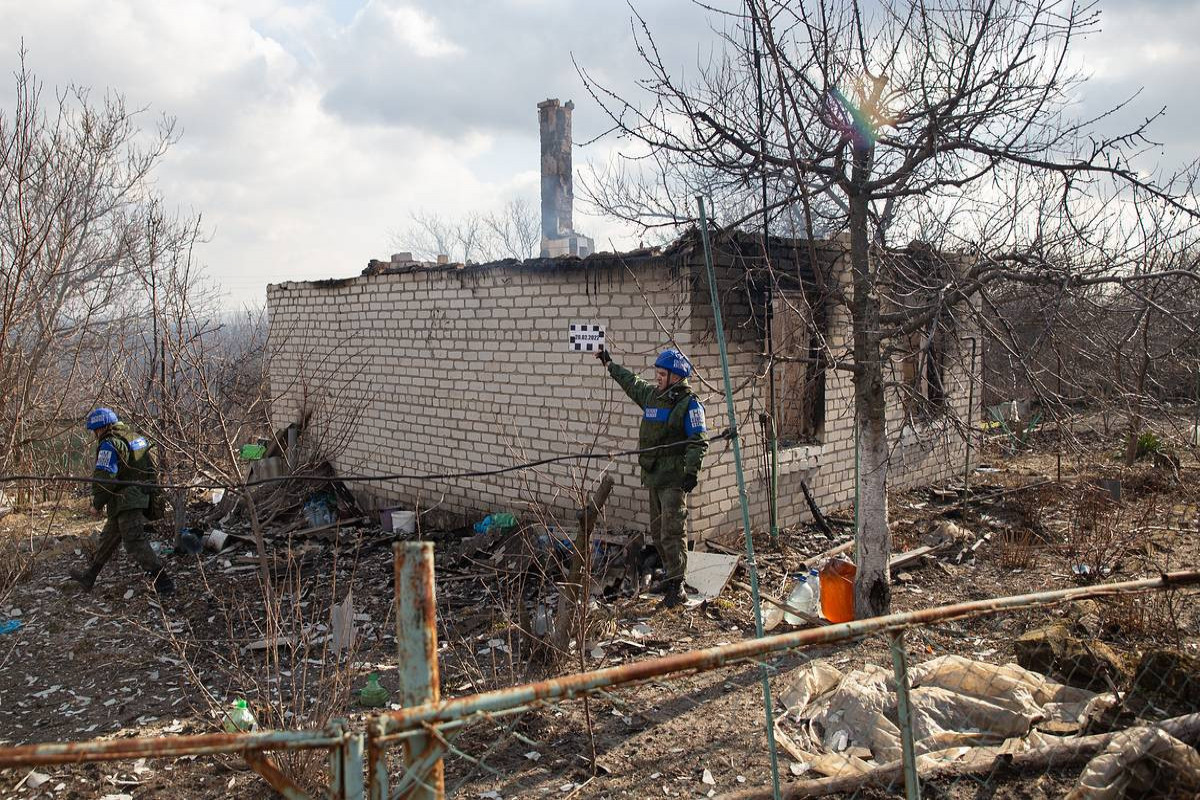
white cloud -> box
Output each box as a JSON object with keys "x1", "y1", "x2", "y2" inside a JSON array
[{"x1": 0, "y1": 0, "x2": 1194, "y2": 306}]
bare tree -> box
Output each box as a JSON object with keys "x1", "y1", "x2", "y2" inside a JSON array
[
  {"x1": 393, "y1": 196, "x2": 541, "y2": 263},
  {"x1": 0, "y1": 52, "x2": 178, "y2": 493},
  {"x1": 580, "y1": 0, "x2": 1199, "y2": 615}
]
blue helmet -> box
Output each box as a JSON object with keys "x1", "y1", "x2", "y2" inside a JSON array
[
  {"x1": 86, "y1": 408, "x2": 119, "y2": 431},
  {"x1": 654, "y1": 349, "x2": 691, "y2": 378}
]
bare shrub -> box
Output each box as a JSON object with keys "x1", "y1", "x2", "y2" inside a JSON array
[
  {"x1": 163, "y1": 538, "x2": 364, "y2": 791},
  {"x1": 995, "y1": 526, "x2": 1041, "y2": 571},
  {"x1": 1098, "y1": 592, "x2": 1184, "y2": 647},
  {"x1": 1061, "y1": 487, "x2": 1151, "y2": 581}
]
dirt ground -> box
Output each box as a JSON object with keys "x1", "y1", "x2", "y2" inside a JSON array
[{"x1": 1, "y1": 429, "x2": 1198, "y2": 799}]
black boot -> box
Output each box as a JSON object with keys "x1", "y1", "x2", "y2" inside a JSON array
[
  {"x1": 152, "y1": 571, "x2": 175, "y2": 596},
  {"x1": 67, "y1": 564, "x2": 99, "y2": 592},
  {"x1": 659, "y1": 579, "x2": 686, "y2": 609}
]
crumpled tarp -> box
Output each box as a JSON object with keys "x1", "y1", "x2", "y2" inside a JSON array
[
  {"x1": 780, "y1": 654, "x2": 1105, "y2": 777},
  {"x1": 1065, "y1": 725, "x2": 1200, "y2": 799}
]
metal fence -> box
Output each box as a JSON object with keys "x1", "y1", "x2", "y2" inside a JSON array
[{"x1": 1, "y1": 543, "x2": 1197, "y2": 799}]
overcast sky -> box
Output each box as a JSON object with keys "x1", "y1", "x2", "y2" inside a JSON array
[{"x1": 2, "y1": 0, "x2": 1196, "y2": 308}]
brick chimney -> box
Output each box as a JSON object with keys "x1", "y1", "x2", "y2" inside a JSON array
[{"x1": 537, "y1": 98, "x2": 593, "y2": 258}]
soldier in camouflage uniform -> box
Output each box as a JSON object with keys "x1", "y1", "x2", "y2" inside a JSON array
[
  {"x1": 68, "y1": 408, "x2": 174, "y2": 595},
  {"x1": 597, "y1": 348, "x2": 708, "y2": 608}
]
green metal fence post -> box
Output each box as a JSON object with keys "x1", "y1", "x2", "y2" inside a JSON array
[
  {"x1": 328, "y1": 719, "x2": 345, "y2": 794},
  {"x1": 889, "y1": 632, "x2": 921, "y2": 800},
  {"x1": 394, "y1": 541, "x2": 444, "y2": 799},
  {"x1": 696, "y1": 196, "x2": 782, "y2": 800},
  {"x1": 343, "y1": 729, "x2": 366, "y2": 800},
  {"x1": 367, "y1": 716, "x2": 389, "y2": 800}
]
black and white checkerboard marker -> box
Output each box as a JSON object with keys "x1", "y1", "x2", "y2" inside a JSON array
[{"x1": 569, "y1": 323, "x2": 605, "y2": 352}]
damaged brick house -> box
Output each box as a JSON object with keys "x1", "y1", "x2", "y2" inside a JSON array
[{"x1": 266, "y1": 101, "x2": 976, "y2": 544}]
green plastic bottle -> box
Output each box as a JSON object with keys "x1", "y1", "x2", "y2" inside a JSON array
[
  {"x1": 223, "y1": 699, "x2": 258, "y2": 733},
  {"x1": 357, "y1": 673, "x2": 391, "y2": 708}
]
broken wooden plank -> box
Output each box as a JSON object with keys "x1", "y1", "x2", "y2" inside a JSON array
[
  {"x1": 888, "y1": 545, "x2": 938, "y2": 572},
  {"x1": 803, "y1": 540, "x2": 853, "y2": 567},
  {"x1": 288, "y1": 515, "x2": 368, "y2": 539}
]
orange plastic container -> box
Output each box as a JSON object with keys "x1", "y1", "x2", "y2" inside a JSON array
[{"x1": 819, "y1": 558, "x2": 857, "y2": 623}]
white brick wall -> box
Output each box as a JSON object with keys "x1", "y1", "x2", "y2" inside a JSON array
[{"x1": 267, "y1": 245, "x2": 977, "y2": 542}]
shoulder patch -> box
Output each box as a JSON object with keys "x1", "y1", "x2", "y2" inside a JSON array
[
  {"x1": 685, "y1": 398, "x2": 707, "y2": 436},
  {"x1": 128, "y1": 437, "x2": 148, "y2": 451},
  {"x1": 95, "y1": 442, "x2": 119, "y2": 474}
]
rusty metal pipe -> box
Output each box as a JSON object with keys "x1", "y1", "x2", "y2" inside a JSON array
[
  {"x1": 0, "y1": 730, "x2": 344, "y2": 768},
  {"x1": 379, "y1": 571, "x2": 1200, "y2": 733},
  {"x1": 392, "y1": 541, "x2": 444, "y2": 799}
]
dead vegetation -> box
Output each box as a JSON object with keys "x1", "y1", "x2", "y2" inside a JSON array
[{"x1": 0, "y1": 412, "x2": 1197, "y2": 798}]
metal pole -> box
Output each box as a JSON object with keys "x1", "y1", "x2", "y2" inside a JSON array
[
  {"x1": 769, "y1": 413, "x2": 780, "y2": 540},
  {"x1": 374, "y1": 571, "x2": 1199, "y2": 734},
  {"x1": 962, "y1": 337, "x2": 977, "y2": 518},
  {"x1": 394, "y1": 542, "x2": 444, "y2": 799},
  {"x1": 367, "y1": 717, "x2": 389, "y2": 800},
  {"x1": 889, "y1": 633, "x2": 921, "y2": 800},
  {"x1": 343, "y1": 730, "x2": 366, "y2": 800},
  {"x1": 328, "y1": 720, "x2": 345, "y2": 795},
  {"x1": 696, "y1": 196, "x2": 783, "y2": 800}
]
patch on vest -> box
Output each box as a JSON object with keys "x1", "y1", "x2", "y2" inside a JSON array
[
  {"x1": 685, "y1": 399, "x2": 706, "y2": 436},
  {"x1": 95, "y1": 443, "x2": 119, "y2": 474},
  {"x1": 643, "y1": 407, "x2": 670, "y2": 422}
]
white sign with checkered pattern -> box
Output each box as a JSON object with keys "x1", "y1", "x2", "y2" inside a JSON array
[{"x1": 568, "y1": 323, "x2": 605, "y2": 353}]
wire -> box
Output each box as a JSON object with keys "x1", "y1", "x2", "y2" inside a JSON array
[{"x1": 0, "y1": 431, "x2": 733, "y2": 492}]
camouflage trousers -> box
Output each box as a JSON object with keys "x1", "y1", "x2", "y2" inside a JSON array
[
  {"x1": 648, "y1": 487, "x2": 688, "y2": 582},
  {"x1": 92, "y1": 510, "x2": 162, "y2": 576}
]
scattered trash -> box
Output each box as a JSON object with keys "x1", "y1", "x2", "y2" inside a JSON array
[
  {"x1": 24, "y1": 770, "x2": 50, "y2": 788},
  {"x1": 238, "y1": 443, "x2": 267, "y2": 460},
  {"x1": 473, "y1": 512, "x2": 517, "y2": 535},
  {"x1": 819, "y1": 558, "x2": 856, "y2": 623},
  {"x1": 222, "y1": 699, "x2": 258, "y2": 733},
  {"x1": 303, "y1": 493, "x2": 337, "y2": 528},
  {"x1": 0, "y1": 619, "x2": 23, "y2": 636},
  {"x1": 784, "y1": 574, "x2": 818, "y2": 625},
  {"x1": 176, "y1": 529, "x2": 202, "y2": 556},
  {"x1": 683, "y1": 551, "x2": 740, "y2": 602},
  {"x1": 531, "y1": 603, "x2": 550, "y2": 636},
  {"x1": 701, "y1": 768, "x2": 715, "y2": 785},
  {"x1": 331, "y1": 592, "x2": 357, "y2": 656},
  {"x1": 356, "y1": 674, "x2": 390, "y2": 707},
  {"x1": 390, "y1": 510, "x2": 417, "y2": 535},
  {"x1": 203, "y1": 529, "x2": 229, "y2": 551},
  {"x1": 1068, "y1": 724, "x2": 1200, "y2": 799}
]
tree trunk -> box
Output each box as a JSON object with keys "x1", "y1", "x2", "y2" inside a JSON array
[
  {"x1": 848, "y1": 179, "x2": 891, "y2": 619},
  {"x1": 1123, "y1": 315, "x2": 1153, "y2": 466}
]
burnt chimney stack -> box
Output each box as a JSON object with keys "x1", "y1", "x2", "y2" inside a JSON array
[{"x1": 537, "y1": 99, "x2": 593, "y2": 258}]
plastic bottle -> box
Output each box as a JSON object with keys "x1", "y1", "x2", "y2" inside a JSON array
[
  {"x1": 783, "y1": 574, "x2": 816, "y2": 625},
  {"x1": 357, "y1": 674, "x2": 391, "y2": 708},
  {"x1": 223, "y1": 699, "x2": 258, "y2": 733}
]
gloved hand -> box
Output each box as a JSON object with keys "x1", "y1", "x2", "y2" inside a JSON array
[
  {"x1": 596, "y1": 348, "x2": 612, "y2": 366},
  {"x1": 680, "y1": 473, "x2": 698, "y2": 493}
]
